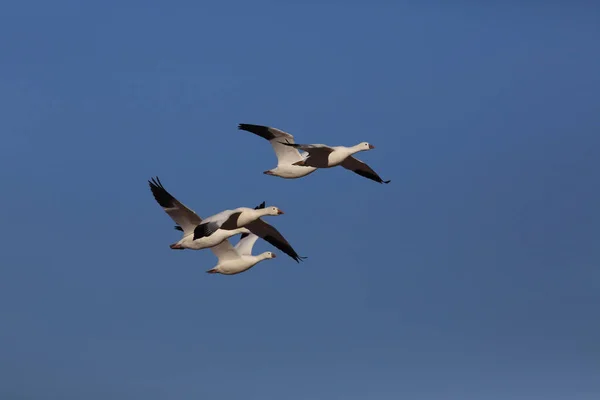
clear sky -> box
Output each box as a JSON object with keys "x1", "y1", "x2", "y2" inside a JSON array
[{"x1": 1, "y1": 1, "x2": 599, "y2": 399}]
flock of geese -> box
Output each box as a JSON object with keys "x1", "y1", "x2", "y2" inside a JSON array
[{"x1": 148, "y1": 123, "x2": 390, "y2": 276}]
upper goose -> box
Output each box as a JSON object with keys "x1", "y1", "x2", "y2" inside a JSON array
[
  {"x1": 206, "y1": 232, "x2": 276, "y2": 275},
  {"x1": 148, "y1": 177, "x2": 249, "y2": 250},
  {"x1": 238, "y1": 123, "x2": 390, "y2": 184},
  {"x1": 194, "y1": 200, "x2": 307, "y2": 263}
]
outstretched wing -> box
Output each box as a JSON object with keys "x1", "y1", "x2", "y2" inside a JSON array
[
  {"x1": 341, "y1": 156, "x2": 391, "y2": 184},
  {"x1": 238, "y1": 123, "x2": 304, "y2": 164},
  {"x1": 245, "y1": 219, "x2": 306, "y2": 263},
  {"x1": 234, "y1": 232, "x2": 260, "y2": 256},
  {"x1": 148, "y1": 177, "x2": 203, "y2": 235},
  {"x1": 209, "y1": 239, "x2": 239, "y2": 263}
]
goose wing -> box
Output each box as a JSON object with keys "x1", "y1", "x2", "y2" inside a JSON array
[
  {"x1": 341, "y1": 156, "x2": 391, "y2": 184},
  {"x1": 234, "y1": 232, "x2": 260, "y2": 256},
  {"x1": 238, "y1": 123, "x2": 304, "y2": 164},
  {"x1": 209, "y1": 239, "x2": 239, "y2": 262},
  {"x1": 245, "y1": 219, "x2": 306, "y2": 263},
  {"x1": 148, "y1": 177, "x2": 202, "y2": 235}
]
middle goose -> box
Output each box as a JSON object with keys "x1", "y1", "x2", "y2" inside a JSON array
[{"x1": 148, "y1": 176, "x2": 306, "y2": 262}]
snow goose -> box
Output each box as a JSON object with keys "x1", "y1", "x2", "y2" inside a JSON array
[
  {"x1": 148, "y1": 177, "x2": 249, "y2": 250},
  {"x1": 206, "y1": 232, "x2": 276, "y2": 275},
  {"x1": 195, "y1": 200, "x2": 307, "y2": 263},
  {"x1": 238, "y1": 123, "x2": 390, "y2": 184}
]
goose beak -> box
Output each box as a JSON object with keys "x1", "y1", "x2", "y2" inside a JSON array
[
  {"x1": 272, "y1": 253, "x2": 277, "y2": 258},
  {"x1": 277, "y1": 209, "x2": 284, "y2": 215},
  {"x1": 263, "y1": 170, "x2": 273, "y2": 175},
  {"x1": 368, "y1": 144, "x2": 375, "y2": 149}
]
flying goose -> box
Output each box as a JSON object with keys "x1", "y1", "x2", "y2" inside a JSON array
[
  {"x1": 238, "y1": 123, "x2": 390, "y2": 184},
  {"x1": 148, "y1": 177, "x2": 249, "y2": 250},
  {"x1": 149, "y1": 177, "x2": 306, "y2": 263},
  {"x1": 206, "y1": 232, "x2": 276, "y2": 275}
]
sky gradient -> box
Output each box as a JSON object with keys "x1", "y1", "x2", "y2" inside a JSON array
[{"x1": 1, "y1": 2, "x2": 599, "y2": 399}]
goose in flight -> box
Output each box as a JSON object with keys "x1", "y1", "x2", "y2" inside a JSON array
[
  {"x1": 206, "y1": 232, "x2": 276, "y2": 275},
  {"x1": 149, "y1": 177, "x2": 306, "y2": 263},
  {"x1": 238, "y1": 123, "x2": 390, "y2": 184},
  {"x1": 148, "y1": 177, "x2": 249, "y2": 250}
]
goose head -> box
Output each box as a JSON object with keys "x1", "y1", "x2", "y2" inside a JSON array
[
  {"x1": 356, "y1": 141, "x2": 375, "y2": 150},
  {"x1": 261, "y1": 206, "x2": 284, "y2": 216}
]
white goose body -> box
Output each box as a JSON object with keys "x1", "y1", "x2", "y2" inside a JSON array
[
  {"x1": 207, "y1": 232, "x2": 276, "y2": 275},
  {"x1": 238, "y1": 123, "x2": 390, "y2": 184}
]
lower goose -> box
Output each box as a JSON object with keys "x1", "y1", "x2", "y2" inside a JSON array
[{"x1": 206, "y1": 232, "x2": 276, "y2": 275}]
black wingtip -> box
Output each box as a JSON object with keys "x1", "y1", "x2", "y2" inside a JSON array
[
  {"x1": 254, "y1": 201, "x2": 266, "y2": 210},
  {"x1": 148, "y1": 176, "x2": 176, "y2": 208},
  {"x1": 148, "y1": 176, "x2": 165, "y2": 191},
  {"x1": 238, "y1": 123, "x2": 278, "y2": 141},
  {"x1": 295, "y1": 255, "x2": 308, "y2": 263},
  {"x1": 174, "y1": 225, "x2": 183, "y2": 231},
  {"x1": 383, "y1": 179, "x2": 391, "y2": 184},
  {"x1": 148, "y1": 176, "x2": 160, "y2": 189}
]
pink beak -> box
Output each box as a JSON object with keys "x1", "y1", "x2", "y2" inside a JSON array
[
  {"x1": 369, "y1": 144, "x2": 375, "y2": 149},
  {"x1": 263, "y1": 170, "x2": 273, "y2": 175},
  {"x1": 277, "y1": 209, "x2": 284, "y2": 215}
]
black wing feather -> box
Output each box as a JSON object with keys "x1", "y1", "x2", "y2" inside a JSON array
[
  {"x1": 220, "y1": 212, "x2": 243, "y2": 230},
  {"x1": 246, "y1": 219, "x2": 307, "y2": 263},
  {"x1": 193, "y1": 222, "x2": 220, "y2": 240},
  {"x1": 352, "y1": 169, "x2": 391, "y2": 184},
  {"x1": 148, "y1": 176, "x2": 178, "y2": 208},
  {"x1": 238, "y1": 124, "x2": 277, "y2": 141},
  {"x1": 262, "y1": 234, "x2": 307, "y2": 263}
]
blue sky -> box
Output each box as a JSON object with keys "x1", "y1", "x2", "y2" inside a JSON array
[{"x1": 1, "y1": 1, "x2": 599, "y2": 399}]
